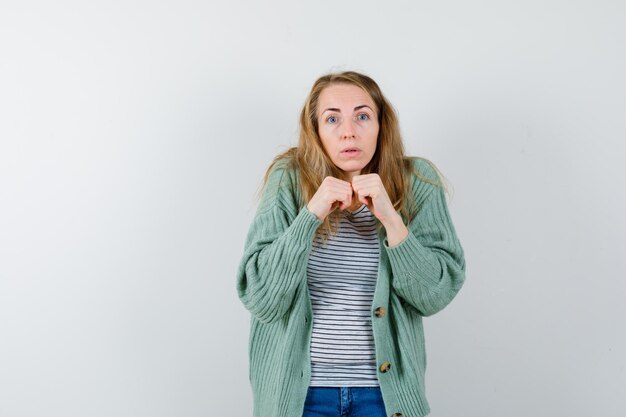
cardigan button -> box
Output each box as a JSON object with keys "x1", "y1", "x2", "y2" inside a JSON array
[
  {"x1": 374, "y1": 307, "x2": 386, "y2": 318},
  {"x1": 379, "y1": 361, "x2": 391, "y2": 373},
  {"x1": 391, "y1": 414, "x2": 403, "y2": 417}
]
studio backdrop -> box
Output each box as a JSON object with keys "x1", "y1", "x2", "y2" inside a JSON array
[{"x1": 1, "y1": 1, "x2": 624, "y2": 416}]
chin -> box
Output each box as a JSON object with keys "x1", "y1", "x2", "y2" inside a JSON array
[{"x1": 336, "y1": 161, "x2": 368, "y2": 175}]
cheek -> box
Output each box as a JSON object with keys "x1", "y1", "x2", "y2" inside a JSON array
[
  {"x1": 318, "y1": 132, "x2": 334, "y2": 154},
  {"x1": 367, "y1": 127, "x2": 379, "y2": 152}
]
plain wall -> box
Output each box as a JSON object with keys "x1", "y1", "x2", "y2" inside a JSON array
[{"x1": 1, "y1": 1, "x2": 625, "y2": 416}]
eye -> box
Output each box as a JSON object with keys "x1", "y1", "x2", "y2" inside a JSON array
[
  {"x1": 326, "y1": 115, "x2": 338, "y2": 124},
  {"x1": 357, "y1": 113, "x2": 370, "y2": 121}
]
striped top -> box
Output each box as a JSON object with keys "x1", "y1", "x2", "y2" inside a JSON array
[{"x1": 306, "y1": 204, "x2": 381, "y2": 387}]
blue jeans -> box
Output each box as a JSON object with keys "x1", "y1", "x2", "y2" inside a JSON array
[{"x1": 302, "y1": 387, "x2": 387, "y2": 417}]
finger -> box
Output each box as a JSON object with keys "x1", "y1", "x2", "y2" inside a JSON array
[
  {"x1": 363, "y1": 197, "x2": 374, "y2": 208},
  {"x1": 338, "y1": 192, "x2": 352, "y2": 210},
  {"x1": 322, "y1": 186, "x2": 352, "y2": 205},
  {"x1": 324, "y1": 180, "x2": 353, "y2": 194},
  {"x1": 325, "y1": 176, "x2": 352, "y2": 188},
  {"x1": 353, "y1": 174, "x2": 383, "y2": 188},
  {"x1": 320, "y1": 185, "x2": 351, "y2": 210},
  {"x1": 351, "y1": 173, "x2": 378, "y2": 185}
]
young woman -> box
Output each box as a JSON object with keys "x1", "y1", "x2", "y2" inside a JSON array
[{"x1": 237, "y1": 71, "x2": 466, "y2": 417}]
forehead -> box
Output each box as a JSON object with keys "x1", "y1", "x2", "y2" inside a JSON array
[{"x1": 318, "y1": 83, "x2": 376, "y2": 109}]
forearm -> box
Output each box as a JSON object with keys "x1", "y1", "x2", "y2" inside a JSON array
[
  {"x1": 237, "y1": 207, "x2": 321, "y2": 323},
  {"x1": 385, "y1": 187, "x2": 465, "y2": 316}
]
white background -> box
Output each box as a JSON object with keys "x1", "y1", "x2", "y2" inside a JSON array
[{"x1": 1, "y1": 1, "x2": 625, "y2": 416}]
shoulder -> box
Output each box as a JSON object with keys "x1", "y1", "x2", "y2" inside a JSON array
[
  {"x1": 265, "y1": 156, "x2": 299, "y2": 192},
  {"x1": 407, "y1": 156, "x2": 443, "y2": 186},
  {"x1": 401, "y1": 156, "x2": 449, "y2": 221},
  {"x1": 258, "y1": 156, "x2": 301, "y2": 214},
  {"x1": 405, "y1": 156, "x2": 444, "y2": 198}
]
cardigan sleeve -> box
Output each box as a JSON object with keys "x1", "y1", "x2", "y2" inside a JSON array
[
  {"x1": 236, "y1": 165, "x2": 322, "y2": 323},
  {"x1": 385, "y1": 161, "x2": 466, "y2": 316}
]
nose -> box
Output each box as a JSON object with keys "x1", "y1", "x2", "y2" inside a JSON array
[{"x1": 341, "y1": 120, "x2": 356, "y2": 139}]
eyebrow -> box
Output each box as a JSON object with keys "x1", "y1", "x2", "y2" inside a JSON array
[{"x1": 321, "y1": 105, "x2": 374, "y2": 114}]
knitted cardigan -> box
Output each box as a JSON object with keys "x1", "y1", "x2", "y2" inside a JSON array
[{"x1": 236, "y1": 157, "x2": 466, "y2": 417}]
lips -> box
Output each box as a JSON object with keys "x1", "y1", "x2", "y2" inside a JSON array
[{"x1": 341, "y1": 147, "x2": 361, "y2": 153}]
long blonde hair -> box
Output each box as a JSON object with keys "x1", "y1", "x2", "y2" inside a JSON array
[{"x1": 262, "y1": 71, "x2": 443, "y2": 237}]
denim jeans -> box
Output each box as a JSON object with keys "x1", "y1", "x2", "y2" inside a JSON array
[{"x1": 302, "y1": 387, "x2": 387, "y2": 417}]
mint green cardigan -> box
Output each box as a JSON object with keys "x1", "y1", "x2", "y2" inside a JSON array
[{"x1": 237, "y1": 157, "x2": 466, "y2": 417}]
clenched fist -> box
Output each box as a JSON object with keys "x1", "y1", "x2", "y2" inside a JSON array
[{"x1": 306, "y1": 176, "x2": 353, "y2": 221}]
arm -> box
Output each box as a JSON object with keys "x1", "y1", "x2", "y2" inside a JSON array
[
  {"x1": 236, "y1": 166, "x2": 322, "y2": 323},
  {"x1": 385, "y1": 167, "x2": 466, "y2": 317}
]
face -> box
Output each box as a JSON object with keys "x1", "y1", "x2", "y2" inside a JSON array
[{"x1": 316, "y1": 83, "x2": 379, "y2": 180}]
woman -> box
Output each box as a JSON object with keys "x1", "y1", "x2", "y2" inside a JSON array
[{"x1": 237, "y1": 71, "x2": 466, "y2": 417}]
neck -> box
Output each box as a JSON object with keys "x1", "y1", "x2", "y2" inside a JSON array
[{"x1": 345, "y1": 170, "x2": 361, "y2": 182}]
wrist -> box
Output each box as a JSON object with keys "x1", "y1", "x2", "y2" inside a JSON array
[
  {"x1": 381, "y1": 211, "x2": 404, "y2": 229},
  {"x1": 383, "y1": 213, "x2": 409, "y2": 247},
  {"x1": 306, "y1": 202, "x2": 325, "y2": 221}
]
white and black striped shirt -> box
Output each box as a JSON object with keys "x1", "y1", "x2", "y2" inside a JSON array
[{"x1": 307, "y1": 204, "x2": 381, "y2": 387}]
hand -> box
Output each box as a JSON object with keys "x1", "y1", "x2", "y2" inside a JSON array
[
  {"x1": 352, "y1": 174, "x2": 409, "y2": 246},
  {"x1": 306, "y1": 176, "x2": 353, "y2": 221},
  {"x1": 351, "y1": 174, "x2": 398, "y2": 224}
]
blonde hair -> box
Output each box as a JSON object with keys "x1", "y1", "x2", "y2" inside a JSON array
[{"x1": 262, "y1": 70, "x2": 444, "y2": 238}]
